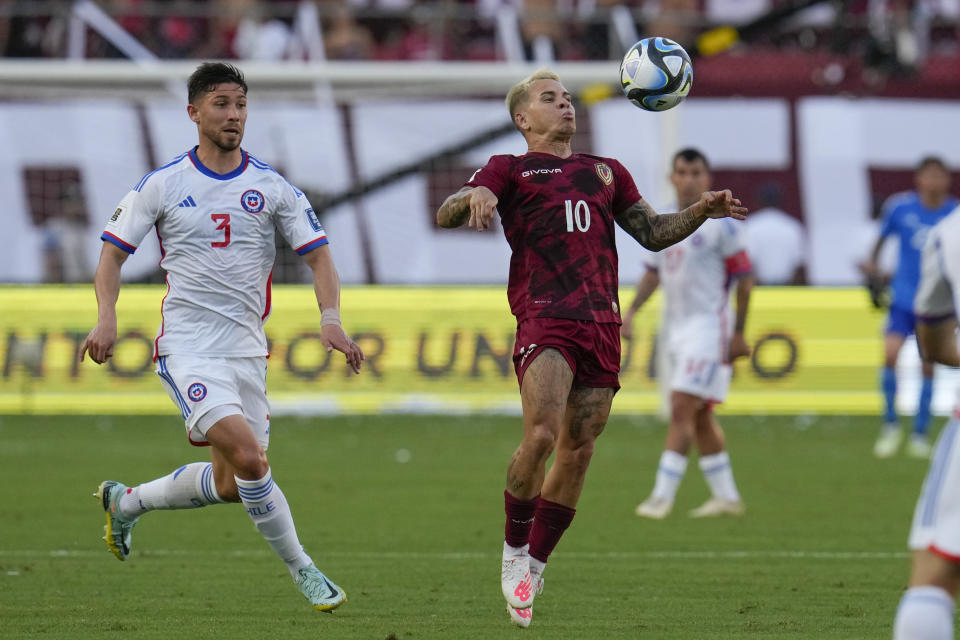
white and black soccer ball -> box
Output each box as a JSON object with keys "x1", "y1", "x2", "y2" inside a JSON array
[{"x1": 619, "y1": 37, "x2": 693, "y2": 112}]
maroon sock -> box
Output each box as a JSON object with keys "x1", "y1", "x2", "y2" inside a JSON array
[
  {"x1": 504, "y1": 490, "x2": 538, "y2": 548},
  {"x1": 528, "y1": 498, "x2": 576, "y2": 563}
]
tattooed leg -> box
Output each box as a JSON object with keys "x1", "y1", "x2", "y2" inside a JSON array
[
  {"x1": 540, "y1": 385, "x2": 615, "y2": 508},
  {"x1": 505, "y1": 348, "x2": 573, "y2": 500}
]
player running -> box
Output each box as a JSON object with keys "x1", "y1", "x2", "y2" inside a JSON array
[
  {"x1": 893, "y1": 205, "x2": 960, "y2": 639},
  {"x1": 623, "y1": 148, "x2": 753, "y2": 519},
  {"x1": 436, "y1": 69, "x2": 746, "y2": 627},
  {"x1": 863, "y1": 157, "x2": 956, "y2": 458},
  {"x1": 79, "y1": 62, "x2": 363, "y2": 612}
]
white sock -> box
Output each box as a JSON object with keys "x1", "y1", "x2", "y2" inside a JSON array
[
  {"x1": 651, "y1": 450, "x2": 687, "y2": 502},
  {"x1": 235, "y1": 468, "x2": 313, "y2": 578},
  {"x1": 529, "y1": 556, "x2": 546, "y2": 579},
  {"x1": 894, "y1": 586, "x2": 955, "y2": 639},
  {"x1": 699, "y1": 451, "x2": 741, "y2": 502},
  {"x1": 119, "y1": 462, "x2": 224, "y2": 518},
  {"x1": 503, "y1": 541, "x2": 529, "y2": 558}
]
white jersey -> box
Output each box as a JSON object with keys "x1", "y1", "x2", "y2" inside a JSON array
[
  {"x1": 644, "y1": 218, "x2": 751, "y2": 344},
  {"x1": 914, "y1": 206, "x2": 960, "y2": 410},
  {"x1": 102, "y1": 147, "x2": 328, "y2": 358}
]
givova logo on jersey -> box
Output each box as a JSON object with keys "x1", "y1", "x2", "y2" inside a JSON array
[{"x1": 241, "y1": 189, "x2": 265, "y2": 214}]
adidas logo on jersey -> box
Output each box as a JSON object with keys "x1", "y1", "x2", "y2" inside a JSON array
[{"x1": 178, "y1": 196, "x2": 197, "y2": 208}]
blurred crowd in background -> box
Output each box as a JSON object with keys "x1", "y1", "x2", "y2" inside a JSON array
[
  {"x1": 2, "y1": 0, "x2": 960, "y2": 287},
  {"x1": 1, "y1": 0, "x2": 958, "y2": 64}
]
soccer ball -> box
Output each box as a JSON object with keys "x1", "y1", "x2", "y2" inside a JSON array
[{"x1": 619, "y1": 37, "x2": 693, "y2": 112}]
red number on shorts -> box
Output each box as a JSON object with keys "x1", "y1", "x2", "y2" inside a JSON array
[{"x1": 211, "y1": 213, "x2": 231, "y2": 248}]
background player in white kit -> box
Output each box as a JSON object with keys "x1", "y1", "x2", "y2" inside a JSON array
[
  {"x1": 622, "y1": 148, "x2": 753, "y2": 519},
  {"x1": 893, "y1": 205, "x2": 960, "y2": 639},
  {"x1": 79, "y1": 63, "x2": 364, "y2": 612}
]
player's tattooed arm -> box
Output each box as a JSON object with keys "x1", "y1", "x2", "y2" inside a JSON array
[
  {"x1": 616, "y1": 190, "x2": 747, "y2": 251},
  {"x1": 437, "y1": 187, "x2": 473, "y2": 228},
  {"x1": 614, "y1": 199, "x2": 706, "y2": 251},
  {"x1": 437, "y1": 186, "x2": 498, "y2": 231}
]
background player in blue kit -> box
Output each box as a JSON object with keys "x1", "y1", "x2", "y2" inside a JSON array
[{"x1": 863, "y1": 156, "x2": 956, "y2": 458}]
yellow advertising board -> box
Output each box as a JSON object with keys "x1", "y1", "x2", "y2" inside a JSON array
[{"x1": 0, "y1": 285, "x2": 887, "y2": 415}]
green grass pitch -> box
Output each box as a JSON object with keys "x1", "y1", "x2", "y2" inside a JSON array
[{"x1": 0, "y1": 413, "x2": 938, "y2": 639}]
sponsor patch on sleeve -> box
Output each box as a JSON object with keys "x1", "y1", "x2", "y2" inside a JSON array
[{"x1": 306, "y1": 208, "x2": 323, "y2": 232}]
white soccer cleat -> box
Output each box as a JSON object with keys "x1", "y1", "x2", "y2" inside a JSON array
[
  {"x1": 907, "y1": 435, "x2": 932, "y2": 459},
  {"x1": 506, "y1": 572, "x2": 543, "y2": 627},
  {"x1": 874, "y1": 423, "x2": 903, "y2": 458},
  {"x1": 507, "y1": 603, "x2": 534, "y2": 627},
  {"x1": 635, "y1": 496, "x2": 673, "y2": 519},
  {"x1": 501, "y1": 543, "x2": 535, "y2": 609},
  {"x1": 688, "y1": 497, "x2": 746, "y2": 518}
]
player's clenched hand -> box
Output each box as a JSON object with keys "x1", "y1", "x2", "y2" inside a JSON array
[
  {"x1": 728, "y1": 332, "x2": 751, "y2": 361},
  {"x1": 79, "y1": 323, "x2": 117, "y2": 364},
  {"x1": 321, "y1": 324, "x2": 365, "y2": 374},
  {"x1": 467, "y1": 186, "x2": 498, "y2": 231},
  {"x1": 699, "y1": 190, "x2": 747, "y2": 221}
]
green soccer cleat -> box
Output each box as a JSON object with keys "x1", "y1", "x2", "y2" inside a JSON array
[
  {"x1": 94, "y1": 481, "x2": 138, "y2": 561},
  {"x1": 295, "y1": 564, "x2": 347, "y2": 612}
]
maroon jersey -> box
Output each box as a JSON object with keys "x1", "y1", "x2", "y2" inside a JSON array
[{"x1": 467, "y1": 152, "x2": 641, "y2": 324}]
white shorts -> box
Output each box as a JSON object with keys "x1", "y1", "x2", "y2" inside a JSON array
[
  {"x1": 666, "y1": 319, "x2": 731, "y2": 403},
  {"x1": 155, "y1": 355, "x2": 271, "y2": 449},
  {"x1": 668, "y1": 352, "x2": 732, "y2": 404},
  {"x1": 908, "y1": 418, "x2": 960, "y2": 560}
]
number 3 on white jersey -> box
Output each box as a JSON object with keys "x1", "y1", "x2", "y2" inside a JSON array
[
  {"x1": 564, "y1": 199, "x2": 591, "y2": 233},
  {"x1": 211, "y1": 213, "x2": 231, "y2": 248}
]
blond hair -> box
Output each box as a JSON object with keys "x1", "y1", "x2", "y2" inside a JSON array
[{"x1": 505, "y1": 68, "x2": 560, "y2": 127}]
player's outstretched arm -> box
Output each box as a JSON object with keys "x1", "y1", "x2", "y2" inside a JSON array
[
  {"x1": 615, "y1": 191, "x2": 747, "y2": 252},
  {"x1": 301, "y1": 245, "x2": 364, "y2": 374},
  {"x1": 437, "y1": 186, "x2": 498, "y2": 231},
  {"x1": 79, "y1": 242, "x2": 129, "y2": 364}
]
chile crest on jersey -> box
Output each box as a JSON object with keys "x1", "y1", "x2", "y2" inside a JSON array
[{"x1": 241, "y1": 189, "x2": 265, "y2": 214}]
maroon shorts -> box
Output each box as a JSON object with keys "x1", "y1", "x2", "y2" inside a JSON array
[{"x1": 512, "y1": 317, "x2": 621, "y2": 390}]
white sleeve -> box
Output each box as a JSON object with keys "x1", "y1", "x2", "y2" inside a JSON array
[
  {"x1": 101, "y1": 178, "x2": 163, "y2": 254},
  {"x1": 273, "y1": 180, "x2": 328, "y2": 256},
  {"x1": 718, "y1": 219, "x2": 749, "y2": 258},
  {"x1": 914, "y1": 227, "x2": 955, "y2": 321}
]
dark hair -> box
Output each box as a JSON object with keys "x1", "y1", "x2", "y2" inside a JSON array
[
  {"x1": 672, "y1": 147, "x2": 710, "y2": 170},
  {"x1": 916, "y1": 155, "x2": 948, "y2": 173},
  {"x1": 187, "y1": 62, "x2": 247, "y2": 105}
]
